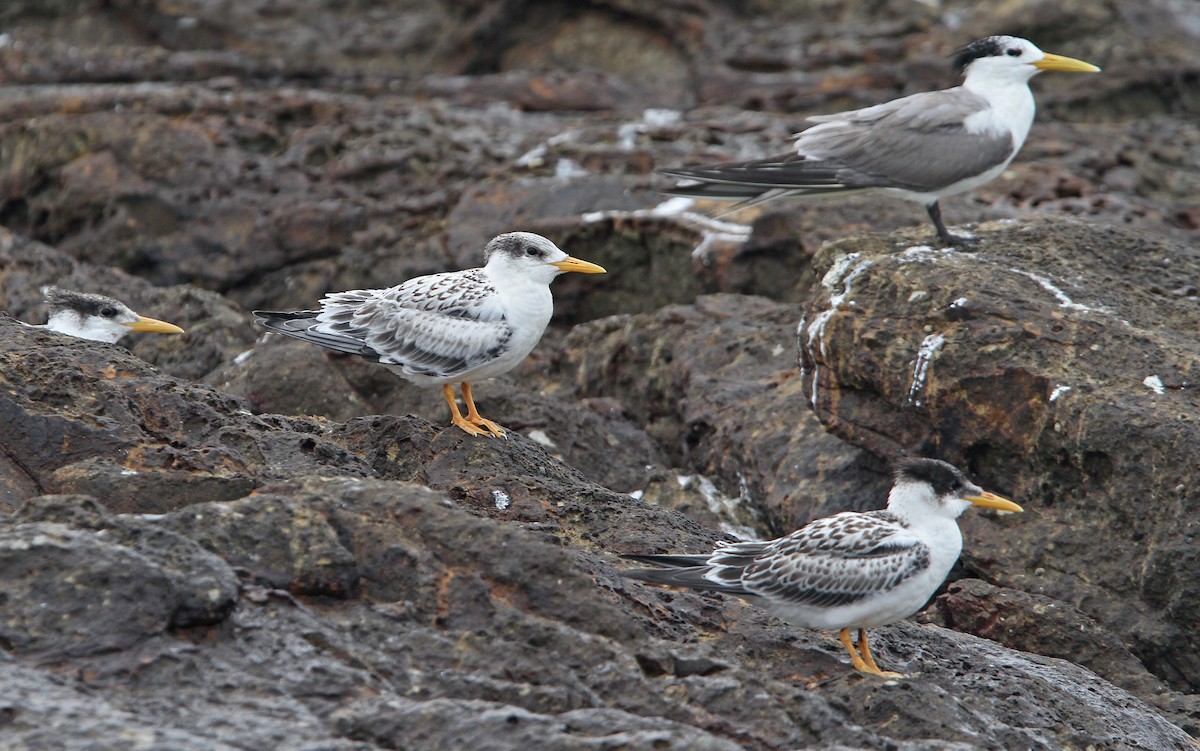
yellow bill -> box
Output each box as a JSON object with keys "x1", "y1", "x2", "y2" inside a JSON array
[
  {"x1": 966, "y1": 491, "x2": 1024, "y2": 513},
  {"x1": 551, "y1": 256, "x2": 607, "y2": 274},
  {"x1": 123, "y1": 315, "x2": 185, "y2": 335},
  {"x1": 1033, "y1": 52, "x2": 1101, "y2": 73}
]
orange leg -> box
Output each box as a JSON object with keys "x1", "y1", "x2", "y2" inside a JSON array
[
  {"x1": 443, "y1": 383, "x2": 488, "y2": 437},
  {"x1": 838, "y1": 628, "x2": 905, "y2": 679},
  {"x1": 461, "y1": 382, "x2": 506, "y2": 438},
  {"x1": 838, "y1": 628, "x2": 872, "y2": 673},
  {"x1": 858, "y1": 628, "x2": 906, "y2": 678}
]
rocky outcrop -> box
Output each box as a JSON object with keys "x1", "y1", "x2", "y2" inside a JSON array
[
  {"x1": 3, "y1": 242, "x2": 1199, "y2": 746},
  {"x1": 2, "y1": 0, "x2": 1198, "y2": 747},
  {"x1": 797, "y1": 217, "x2": 1200, "y2": 695}
]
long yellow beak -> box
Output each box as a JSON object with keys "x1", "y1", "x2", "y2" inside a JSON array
[
  {"x1": 551, "y1": 256, "x2": 607, "y2": 274},
  {"x1": 123, "y1": 315, "x2": 185, "y2": 335},
  {"x1": 966, "y1": 491, "x2": 1024, "y2": 514},
  {"x1": 1032, "y1": 52, "x2": 1101, "y2": 73}
]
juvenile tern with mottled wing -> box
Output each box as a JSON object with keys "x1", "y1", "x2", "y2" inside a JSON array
[
  {"x1": 254, "y1": 232, "x2": 606, "y2": 438},
  {"x1": 661, "y1": 36, "x2": 1100, "y2": 245},
  {"x1": 623, "y1": 457, "x2": 1022, "y2": 678}
]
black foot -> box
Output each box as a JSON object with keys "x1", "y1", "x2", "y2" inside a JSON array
[
  {"x1": 935, "y1": 231, "x2": 978, "y2": 248},
  {"x1": 926, "y1": 201, "x2": 977, "y2": 248}
]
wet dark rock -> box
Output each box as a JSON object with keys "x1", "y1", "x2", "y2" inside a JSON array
[
  {"x1": 330, "y1": 696, "x2": 744, "y2": 751},
  {"x1": 2, "y1": 470, "x2": 1195, "y2": 749},
  {"x1": 15, "y1": 494, "x2": 239, "y2": 628},
  {"x1": 157, "y1": 493, "x2": 360, "y2": 597},
  {"x1": 6, "y1": 251, "x2": 1197, "y2": 744},
  {"x1": 0, "y1": 523, "x2": 177, "y2": 658}
]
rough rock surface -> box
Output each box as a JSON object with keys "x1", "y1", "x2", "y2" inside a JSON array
[
  {"x1": 797, "y1": 217, "x2": 1200, "y2": 695},
  {"x1": 2, "y1": 0, "x2": 1199, "y2": 748},
  {"x1": 3, "y1": 271, "x2": 1198, "y2": 747}
]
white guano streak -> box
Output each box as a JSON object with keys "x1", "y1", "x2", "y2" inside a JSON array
[
  {"x1": 801, "y1": 253, "x2": 874, "y2": 409},
  {"x1": 580, "y1": 197, "x2": 752, "y2": 260},
  {"x1": 1008, "y1": 268, "x2": 1096, "y2": 312},
  {"x1": 908, "y1": 333, "x2": 946, "y2": 406}
]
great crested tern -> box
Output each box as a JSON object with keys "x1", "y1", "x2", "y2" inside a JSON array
[
  {"x1": 661, "y1": 36, "x2": 1100, "y2": 245},
  {"x1": 624, "y1": 457, "x2": 1023, "y2": 677},
  {"x1": 254, "y1": 232, "x2": 606, "y2": 438},
  {"x1": 32, "y1": 287, "x2": 184, "y2": 342}
]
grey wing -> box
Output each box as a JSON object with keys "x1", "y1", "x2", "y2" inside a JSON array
[
  {"x1": 254, "y1": 309, "x2": 386, "y2": 359},
  {"x1": 254, "y1": 280, "x2": 513, "y2": 379},
  {"x1": 794, "y1": 88, "x2": 1016, "y2": 192},
  {"x1": 662, "y1": 89, "x2": 1014, "y2": 196},
  {"x1": 347, "y1": 297, "x2": 513, "y2": 378},
  {"x1": 740, "y1": 512, "x2": 931, "y2": 608},
  {"x1": 381, "y1": 269, "x2": 505, "y2": 319}
]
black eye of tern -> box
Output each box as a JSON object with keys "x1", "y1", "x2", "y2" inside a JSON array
[{"x1": 99, "y1": 306, "x2": 117, "y2": 318}]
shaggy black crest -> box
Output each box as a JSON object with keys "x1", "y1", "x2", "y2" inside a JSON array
[
  {"x1": 951, "y1": 36, "x2": 1007, "y2": 75},
  {"x1": 44, "y1": 287, "x2": 123, "y2": 318},
  {"x1": 894, "y1": 457, "x2": 970, "y2": 497}
]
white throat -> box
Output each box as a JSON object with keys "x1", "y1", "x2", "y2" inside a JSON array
[{"x1": 961, "y1": 68, "x2": 1038, "y2": 148}]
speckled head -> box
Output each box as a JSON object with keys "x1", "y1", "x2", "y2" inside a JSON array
[
  {"x1": 483, "y1": 232, "x2": 565, "y2": 264},
  {"x1": 891, "y1": 457, "x2": 1022, "y2": 518},
  {"x1": 41, "y1": 286, "x2": 184, "y2": 342},
  {"x1": 482, "y1": 232, "x2": 606, "y2": 283},
  {"x1": 44, "y1": 286, "x2": 129, "y2": 320}
]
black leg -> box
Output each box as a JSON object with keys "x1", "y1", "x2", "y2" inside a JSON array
[{"x1": 926, "y1": 201, "x2": 976, "y2": 247}]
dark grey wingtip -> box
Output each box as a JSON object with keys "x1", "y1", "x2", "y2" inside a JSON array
[{"x1": 620, "y1": 553, "x2": 711, "y2": 569}]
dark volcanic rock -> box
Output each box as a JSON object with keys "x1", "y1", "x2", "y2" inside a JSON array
[
  {"x1": 212, "y1": 334, "x2": 669, "y2": 495},
  {"x1": 16, "y1": 494, "x2": 239, "y2": 628},
  {"x1": 0, "y1": 317, "x2": 372, "y2": 510},
  {"x1": 2, "y1": 0, "x2": 1199, "y2": 747},
  {"x1": 928, "y1": 578, "x2": 1200, "y2": 728},
  {"x1": 555, "y1": 293, "x2": 886, "y2": 536},
  {"x1": 797, "y1": 217, "x2": 1200, "y2": 693},
  {"x1": 3, "y1": 297, "x2": 1197, "y2": 747},
  {"x1": 330, "y1": 697, "x2": 743, "y2": 751},
  {"x1": 2, "y1": 495, "x2": 237, "y2": 659},
  {"x1": 2, "y1": 471, "x2": 1196, "y2": 750},
  {"x1": 0, "y1": 523, "x2": 178, "y2": 658}
]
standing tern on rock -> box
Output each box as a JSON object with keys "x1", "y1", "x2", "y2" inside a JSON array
[
  {"x1": 623, "y1": 458, "x2": 1023, "y2": 678},
  {"x1": 29, "y1": 286, "x2": 185, "y2": 342},
  {"x1": 254, "y1": 232, "x2": 606, "y2": 438},
  {"x1": 661, "y1": 36, "x2": 1100, "y2": 245}
]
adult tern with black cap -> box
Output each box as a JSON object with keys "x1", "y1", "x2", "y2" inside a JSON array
[{"x1": 661, "y1": 36, "x2": 1100, "y2": 245}]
